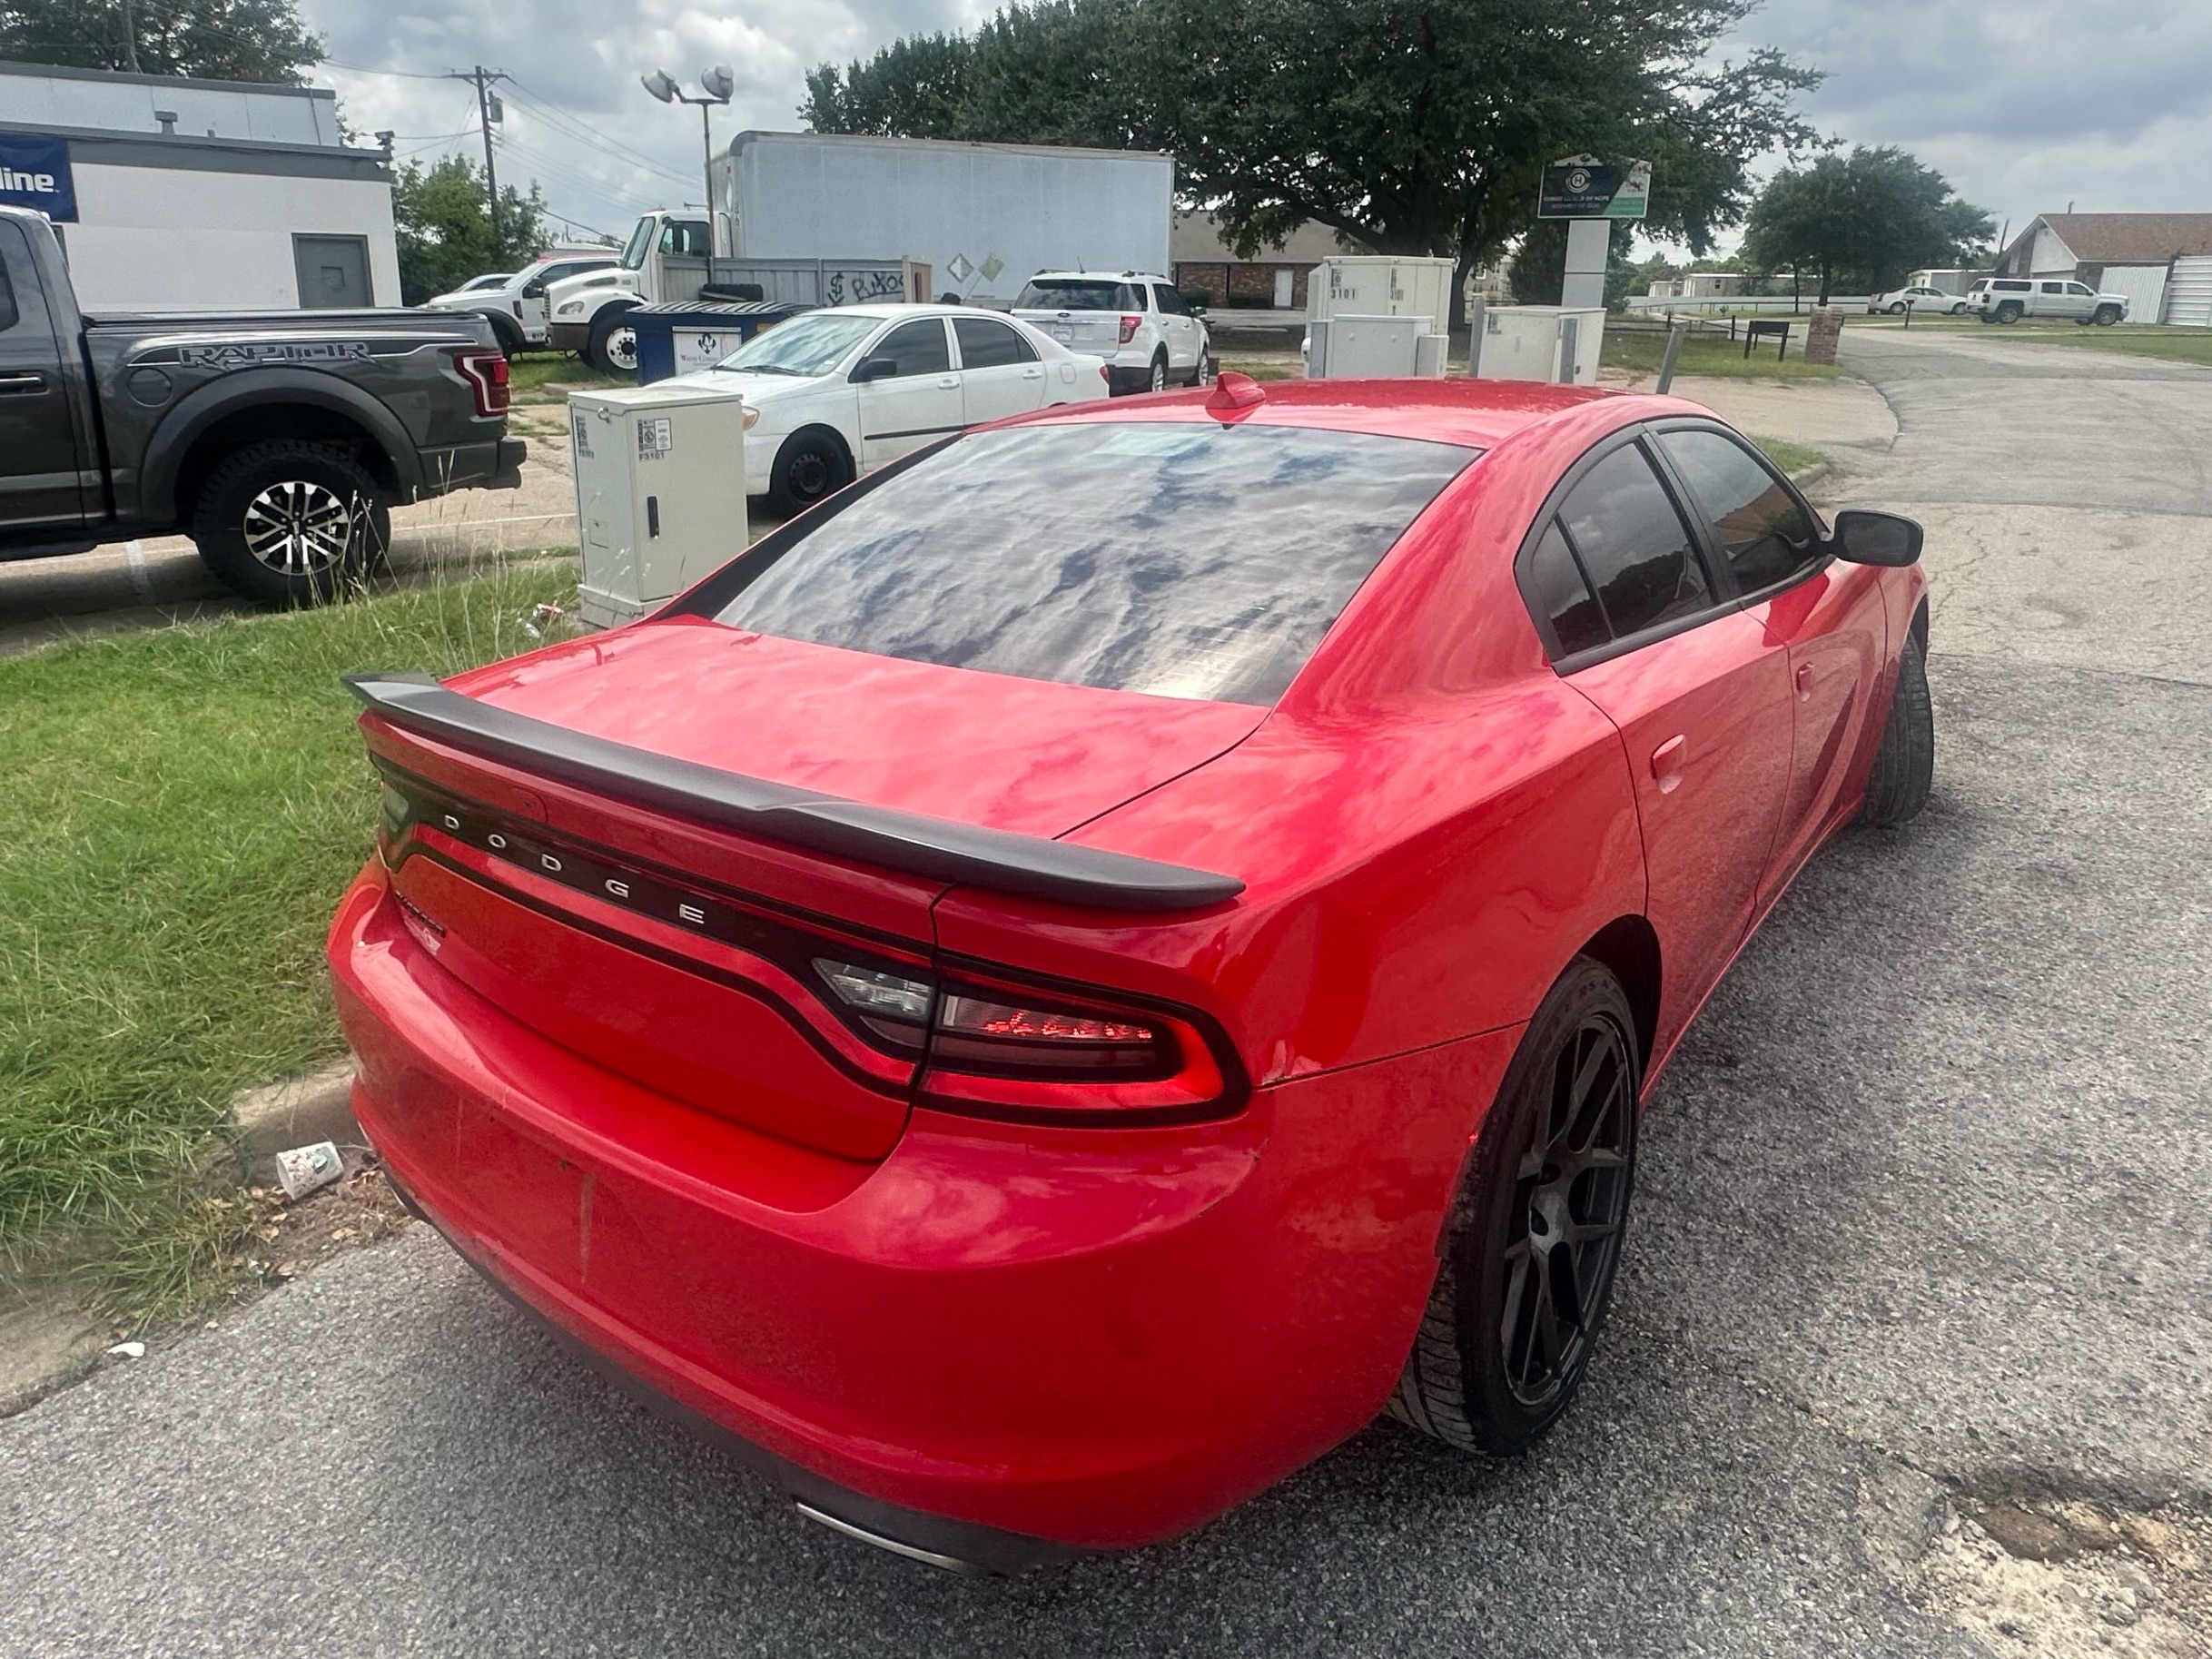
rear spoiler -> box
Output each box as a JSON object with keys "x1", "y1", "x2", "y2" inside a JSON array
[{"x1": 343, "y1": 674, "x2": 1244, "y2": 913}]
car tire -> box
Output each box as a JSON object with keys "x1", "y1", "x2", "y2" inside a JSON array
[
  {"x1": 1148, "y1": 351, "x2": 1169, "y2": 394},
  {"x1": 1887, "y1": 301, "x2": 1906, "y2": 315},
  {"x1": 1857, "y1": 634, "x2": 1934, "y2": 828},
  {"x1": 1949, "y1": 302, "x2": 1968, "y2": 315},
  {"x1": 1995, "y1": 301, "x2": 2022, "y2": 324},
  {"x1": 1387, "y1": 955, "x2": 1640, "y2": 1457},
  {"x1": 190, "y1": 439, "x2": 390, "y2": 607},
  {"x1": 765, "y1": 429, "x2": 851, "y2": 519},
  {"x1": 585, "y1": 308, "x2": 640, "y2": 377},
  {"x1": 2094, "y1": 306, "x2": 2121, "y2": 326}
]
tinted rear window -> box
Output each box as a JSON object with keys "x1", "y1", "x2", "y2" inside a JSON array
[
  {"x1": 700, "y1": 422, "x2": 1476, "y2": 705},
  {"x1": 1017, "y1": 280, "x2": 1132, "y2": 311}
]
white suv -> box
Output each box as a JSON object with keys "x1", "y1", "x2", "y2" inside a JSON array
[
  {"x1": 1967, "y1": 277, "x2": 2128, "y2": 326},
  {"x1": 1012, "y1": 272, "x2": 1211, "y2": 394}
]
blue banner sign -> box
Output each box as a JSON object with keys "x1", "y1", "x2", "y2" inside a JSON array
[{"x1": 0, "y1": 133, "x2": 76, "y2": 223}]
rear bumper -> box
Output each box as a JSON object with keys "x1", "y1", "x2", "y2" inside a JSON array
[
  {"x1": 328, "y1": 864, "x2": 1509, "y2": 1555},
  {"x1": 416, "y1": 437, "x2": 527, "y2": 499}
]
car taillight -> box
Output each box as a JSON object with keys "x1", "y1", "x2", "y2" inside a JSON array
[
  {"x1": 454, "y1": 349, "x2": 509, "y2": 417},
  {"x1": 812, "y1": 958, "x2": 1238, "y2": 1120},
  {"x1": 1119, "y1": 313, "x2": 1141, "y2": 344}
]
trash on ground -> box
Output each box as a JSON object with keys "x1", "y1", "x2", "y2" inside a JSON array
[{"x1": 274, "y1": 1141, "x2": 344, "y2": 1200}]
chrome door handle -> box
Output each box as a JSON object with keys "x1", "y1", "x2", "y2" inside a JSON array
[{"x1": 0, "y1": 371, "x2": 46, "y2": 394}]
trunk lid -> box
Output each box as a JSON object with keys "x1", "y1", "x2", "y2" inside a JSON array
[{"x1": 360, "y1": 618, "x2": 1265, "y2": 1160}]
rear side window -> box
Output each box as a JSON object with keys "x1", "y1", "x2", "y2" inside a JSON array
[
  {"x1": 866, "y1": 318, "x2": 950, "y2": 377},
  {"x1": 1152, "y1": 284, "x2": 1187, "y2": 315},
  {"x1": 1525, "y1": 522, "x2": 1609, "y2": 657},
  {"x1": 1555, "y1": 446, "x2": 1712, "y2": 639},
  {"x1": 1656, "y1": 430, "x2": 1819, "y2": 593},
  {"x1": 953, "y1": 316, "x2": 1037, "y2": 368},
  {"x1": 0, "y1": 253, "x2": 16, "y2": 331},
  {"x1": 698, "y1": 422, "x2": 1478, "y2": 705},
  {"x1": 2039, "y1": 281, "x2": 2065, "y2": 294}
]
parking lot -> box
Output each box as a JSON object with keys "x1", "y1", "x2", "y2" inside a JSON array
[{"x1": 1, "y1": 327, "x2": 2207, "y2": 1656}]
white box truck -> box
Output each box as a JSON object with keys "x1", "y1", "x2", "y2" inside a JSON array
[{"x1": 547, "y1": 133, "x2": 1175, "y2": 374}]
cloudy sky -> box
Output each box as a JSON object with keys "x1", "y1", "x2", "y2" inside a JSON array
[{"x1": 305, "y1": 0, "x2": 2208, "y2": 252}]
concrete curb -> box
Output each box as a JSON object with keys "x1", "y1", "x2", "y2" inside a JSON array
[
  {"x1": 1789, "y1": 460, "x2": 1833, "y2": 493},
  {"x1": 228, "y1": 1059, "x2": 362, "y2": 1186}
]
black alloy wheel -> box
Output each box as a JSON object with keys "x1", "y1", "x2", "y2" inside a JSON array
[
  {"x1": 1388, "y1": 956, "x2": 1641, "y2": 1455},
  {"x1": 1496, "y1": 1012, "x2": 1636, "y2": 1406}
]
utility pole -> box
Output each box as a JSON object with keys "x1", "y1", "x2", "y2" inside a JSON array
[
  {"x1": 119, "y1": 0, "x2": 141, "y2": 73},
  {"x1": 447, "y1": 67, "x2": 509, "y2": 255}
]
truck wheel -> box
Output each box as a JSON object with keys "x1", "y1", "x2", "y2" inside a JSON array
[
  {"x1": 486, "y1": 311, "x2": 525, "y2": 357},
  {"x1": 1387, "y1": 955, "x2": 1640, "y2": 1456},
  {"x1": 190, "y1": 441, "x2": 390, "y2": 607},
  {"x1": 2094, "y1": 305, "x2": 2121, "y2": 326},
  {"x1": 586, "y1": 309, "x2": 640, "y2": 377},
  {"x1": 1995, "y1": 301, "x2": 2022, "y2": 324},
  {"x1": 765, "y1": 430, "x2": 851, "y2": 518}
]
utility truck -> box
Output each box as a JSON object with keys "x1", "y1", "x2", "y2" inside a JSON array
[{"x1": 546, "y1": 132, "x2": 1175, "y2": 375}]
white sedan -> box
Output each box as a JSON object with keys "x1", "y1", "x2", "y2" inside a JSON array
[
  {"x1": 1867, "y1": 284, "x2": 1968, "y2": 316},
  {"x1": 662, "y1": 304, "x2": 1111, "y2": 517}
]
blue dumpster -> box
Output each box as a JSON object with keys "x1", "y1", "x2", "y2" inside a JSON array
[{"x1": 631, "y1": 300, "x2": 804, "y2": 383}]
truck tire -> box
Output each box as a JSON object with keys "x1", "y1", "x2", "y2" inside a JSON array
[
  {"x1": 586, "y1": 308, "x2": 640, "y2": 377},
  {"x1": 1994, "y1": 301, "x2": 2022, "y2": 324},
  {"x1": 1387, "y1": 955, "x2": 1640, "y2": 1457},
  {"x1": 1857, "y1": 634, "x2": 1934, "y2": 828},
  {"x1": 190, "y1": 440, "x2": 390, "y2": 607},
  {"x1": 2094, "y1": 305, "x2": 2121, "y2": 326},
  {"x1": 485, "y1": 311, "x2": 525, "y2": 357},
  {"x1": 765, "y1": 429, "x2": 852, "y2": 519}
]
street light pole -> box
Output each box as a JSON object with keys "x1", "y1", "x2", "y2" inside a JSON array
[{"x1": 643, "y1": 67, "x2": 734, "y2": 244}]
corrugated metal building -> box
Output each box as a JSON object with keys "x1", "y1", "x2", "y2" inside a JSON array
[
  {"x1": 1992, "y1": 212, "x2": 2212, "y2": 325},
  {"x1": 0, "y1": 59, "x2": 399, "y2": 312}
]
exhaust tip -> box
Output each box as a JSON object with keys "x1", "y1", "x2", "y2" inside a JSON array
[{"x1": 794, "y1": 1501, "x2": 992, "y2": 1575}]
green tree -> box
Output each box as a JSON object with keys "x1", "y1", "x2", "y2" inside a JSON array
[
  {"x1": 804, "y1": 0, "x2": 1820, "y2": 323},
  {"x1": 0, "y1": 0, "x2": 321, "y2": 82},
  {"x1": 392, "y1": 156, "x2": 550, "y2": 306},
  {"x1": 1741, "y1": 146, "x2": 1994, "y2": 304}
]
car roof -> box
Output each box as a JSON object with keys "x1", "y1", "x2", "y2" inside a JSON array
[
  {"x1": 1011, "y1": 377, "x2": 1673, "y2": 450},
  {"x1": 805, "y1": 303, "x2": 1038, "y2": 323},
  {"x1": 1025, "y1": 271, "x2": 1170, "y2": 283}
]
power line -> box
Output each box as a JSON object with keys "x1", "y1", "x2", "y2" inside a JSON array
[{"x1": 500, "y1": 79, "x2": 697, "y2": 190}]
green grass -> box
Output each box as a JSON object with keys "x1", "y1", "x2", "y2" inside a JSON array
[
  {"x1": 1603, "y1": 330, "x2": 1842, "y2": 381},
  {"x1": 0, "y1": 567, "x2": 574, "y2": 1252},
  {"x1": 1750, "y1": 437, "x2": 1828, "y2": 476},
  {"x1": 1980, "y1": 323, "x2": 2212, "y2": 367},
  {"x1": 507, "y1": 352, "x2": 632, "y2": 400}
]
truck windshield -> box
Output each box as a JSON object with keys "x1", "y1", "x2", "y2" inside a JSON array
[
  {"x1": 714, "y1": 314, "x2": 883, "y2": 377},
  {"x1": 620, "y1": 216, "x2": 656, "y2": 271}
]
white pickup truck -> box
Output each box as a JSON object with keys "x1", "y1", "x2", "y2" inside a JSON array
[{"x1": 1966, "y1": 277, "x2": 2128, "y2": 326}]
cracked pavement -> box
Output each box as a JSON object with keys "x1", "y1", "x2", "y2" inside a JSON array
[{"x1": 1, "y1": 325, "x2": 2207, "y2": 1656}]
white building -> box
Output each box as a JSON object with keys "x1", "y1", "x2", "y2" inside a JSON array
[{"x1": 0, "y1": 59, "x2": 400, "y2": 312}]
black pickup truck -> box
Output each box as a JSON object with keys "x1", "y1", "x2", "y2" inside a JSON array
[{"x1": 0, "y1": 205, "x2": 527, "y2": 606}]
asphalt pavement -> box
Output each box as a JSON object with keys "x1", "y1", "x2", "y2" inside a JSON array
[{"x1": 2, "y1": 325, "x2": 2207, "y2": 1657}]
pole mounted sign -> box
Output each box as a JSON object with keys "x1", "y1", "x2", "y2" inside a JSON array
[
  {"x1": 0, "y1": 133, "x2": 76, "y2": 222},
  {"x1": 1538, "y1": 155, "x2": 1650, "y2": 222}
]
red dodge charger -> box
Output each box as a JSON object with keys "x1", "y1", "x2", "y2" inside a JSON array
[{"x1": 329, "y1": 374, "x2": 1932, "y2": 1571}]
